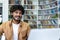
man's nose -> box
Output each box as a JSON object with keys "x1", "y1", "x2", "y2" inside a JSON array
[
  {"x1": 17, "y1": 13, "x2": 20, "y2": 15},
  {"x1": 17, "y1": 13, "x2": 22, "y2": 16}
]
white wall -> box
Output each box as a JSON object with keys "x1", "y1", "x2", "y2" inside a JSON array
[
  {"x1": 0, "y1": 0, "x2": 8, "y2": 22},
  {"x1": 2, "y1": 0, "x2": 8, "y2": 22}
]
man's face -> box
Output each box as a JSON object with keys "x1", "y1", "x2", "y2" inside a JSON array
[{"x1": 11, "y1": 10, "x2": 22, "y2": 21}]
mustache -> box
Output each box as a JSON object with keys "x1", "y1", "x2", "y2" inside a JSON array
[
  {"x1": 15, "y1": 16, "x2": 22, "y2": 18},
  {"x1": 11, "y1": 15, "x2": 21, "y2": 18},
  {"x1": 12, "y1": 16, "x2": 22, "y2": 20},
  {"x1": 15, "y1": 16, "x2": 20, "y2": 17}
]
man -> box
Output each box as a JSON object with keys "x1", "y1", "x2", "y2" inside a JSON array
[{"x1": 0, "y1": 5, "x2": 31, "y2": 40}]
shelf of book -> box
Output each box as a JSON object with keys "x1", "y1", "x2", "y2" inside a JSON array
[
  {"x1": 0, "y1": 3, "x2": 2, "y2": 25},
  {"x1": 8, "y1": 0, "x2": 59, "y2": 29}
]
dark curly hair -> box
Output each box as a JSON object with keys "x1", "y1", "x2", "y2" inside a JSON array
[{"x1": 10, "y1": 5, "x2": 24, "y2": 15}]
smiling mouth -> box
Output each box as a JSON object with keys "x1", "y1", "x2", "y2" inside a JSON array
[
  {"x1": 16, "y1": 17, "x2": 20, "y2": 18},
  {"x1": 15, "y1": 17, "x2": 20, "y2": 19},
  {"x1": 15, "y1": 16, "x2": 21, "y2": 19},
  {"x1": 15, "y1": 16, "x2": 20, "y2": 18}
]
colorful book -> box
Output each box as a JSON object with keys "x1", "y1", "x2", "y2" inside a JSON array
[
  {"x1": 59, "y1": 7, "x2": 60, "y2": 12},
  {"x1": 51, "y1": 9, "x2": 55, "y2": 14}
]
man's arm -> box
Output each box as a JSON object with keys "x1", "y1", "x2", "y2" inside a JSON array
[
  {"x1": 0, "y1": 24, "x2": 4, "y2": 36},
  {"x1": 27, "y1": 24, "x2": 31, "y2": 39}
]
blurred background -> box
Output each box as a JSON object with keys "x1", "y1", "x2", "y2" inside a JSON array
[
  {"x1": 0, "y1": 0, "x2": 60, "y2": 40},
  {"x1": 0, "y1": 0, "x2": 60, "y2": 29}
]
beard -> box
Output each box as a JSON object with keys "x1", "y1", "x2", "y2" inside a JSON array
[{"x1": 13, "y1": 16, "x2": 22, "y2": 21}]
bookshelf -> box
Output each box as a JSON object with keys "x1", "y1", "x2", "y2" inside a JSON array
[
  {"x1": 38, "y1": 0, "x2": 58, "y2": 29},
  {"x1": 0, "y1": 3, "x2": 2, "y2": 24},
  {"x1": 9, "y1": 0, "x2": 59, "y2": 29},
  {"x1": 58, "y1": 0, "x2": 60, "y2": 28}
]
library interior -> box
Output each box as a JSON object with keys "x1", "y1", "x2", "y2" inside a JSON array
[{"x1": 0, "y1": 0, "x2": 60, "y2": 40}]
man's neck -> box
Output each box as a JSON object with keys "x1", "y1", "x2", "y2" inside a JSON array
[{"x1": 12, "y1": 19, "x2": 20, "y2": 24}]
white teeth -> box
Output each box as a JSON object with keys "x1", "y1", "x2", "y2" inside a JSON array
[
  {"x1": 16, "y1": 17, "x2": 19, "y2": 18},
  {"x1": 15, "y1": 17, "x2": 20, "y2": 20}
]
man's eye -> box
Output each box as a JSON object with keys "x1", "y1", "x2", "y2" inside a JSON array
[{"x1": 15, "y1": 12, "x2": 18, "y2": 13}]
